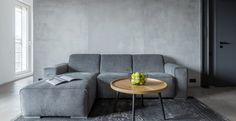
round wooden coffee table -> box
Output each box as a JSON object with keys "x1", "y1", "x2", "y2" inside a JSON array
[{"x1": 110, "y1": 78, "x2": 167, "y2": 121}]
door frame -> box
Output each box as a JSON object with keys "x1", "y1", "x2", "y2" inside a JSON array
[
  {"x1": 201, "y1": 0, "x2": 209, "y2": 87},
  {"x1": 201, "y1": 0, "x2": 232, "y2": 87},
  {"x1": 201, "y1": 0, "x2": 215, "y2": 87}
]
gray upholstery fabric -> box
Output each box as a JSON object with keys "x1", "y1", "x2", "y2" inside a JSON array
[
  {"x1": 44, "y1": 63, "x2": 68, "y2": 79},
  {"x1": 68, "y1": 54, "x2": 100, "y2": 73},
  {"x1": 132, "y1": 54, "x2": 164, "y2": 73},
  {"x1": 165, "y1": 63, "x2": 188, "y2": 99},
  {"x1": 145, "y1": 73, "x2": 176, "y2": 98},
  {"x1": 97, "y1": 73, "x2": 130, "y2": 98},
  {"x1": 20, "y1": 54, "x2": 189, "y2": 119},
  {"x1": 20, "y1": 72, "x2": 97, "y2": 118},
  {"x1": 100, "y1": 55, "x2": 132, "y2": 73}
]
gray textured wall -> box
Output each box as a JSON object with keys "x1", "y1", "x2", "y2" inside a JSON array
[
  {"x1": 34, "y1": 0, "x2": 201, "y2": 86},
  {"x1": 0, "y1": 0, "x2": 15, "y2": 85}
]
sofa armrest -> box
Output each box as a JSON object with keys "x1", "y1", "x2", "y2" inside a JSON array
[
  {"x1": 164, "y1": 63, "x2": 188, "y2": 99},
  {"x1": 44, "y1": 63, "x2": 68, "y2": 79}
]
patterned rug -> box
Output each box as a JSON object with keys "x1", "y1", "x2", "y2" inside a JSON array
[{"x1": 13, "y1": 98, "x2": 228, "y2": 121}]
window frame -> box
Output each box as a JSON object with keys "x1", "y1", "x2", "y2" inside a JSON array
[{"x1": 15, "y1": 1, "x2": 33, "y2": 77}]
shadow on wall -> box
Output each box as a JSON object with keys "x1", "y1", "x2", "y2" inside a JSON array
[
  {"x1": 163, "y1": 56, "x2": 177, "y2": 64},
  {"x1": 164, "y1": 55, "x2": 201, "y2": 86}
]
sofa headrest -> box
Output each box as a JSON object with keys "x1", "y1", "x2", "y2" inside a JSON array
[
  {"x1": 132, "y1": 54, "x2": 164, "y2": 73},
  {"x1": 100, "y1": 54, "x2": 132, "y2": 73},
  {"x1": 69, "y1": 54, "x2": 100, "y2": 73}
]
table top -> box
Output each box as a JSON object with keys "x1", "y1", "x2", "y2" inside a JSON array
[{"x1": 110, "y1": 78, "x2": 167, "y2": 95}]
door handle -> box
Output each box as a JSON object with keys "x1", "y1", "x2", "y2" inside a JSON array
[{"x1": 220, "y1": 42, "x2": 231, "y2": 45}]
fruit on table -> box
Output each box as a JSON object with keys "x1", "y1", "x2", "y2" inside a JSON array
[{"x1": 131, "y1": 72, "x2": 146, "y2": 85}]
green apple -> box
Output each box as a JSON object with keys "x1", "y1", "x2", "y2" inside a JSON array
[
  {"x1": 131, "y1": 79, "x2": 136, "y2": 85},
  {"x1": 131, "y1": 72, "x2": 146, "y2": 85},
  {"x1": 135, "y1": 79, "x2": 140, "y2": 84},
  {"x1": 134, "y1": 72, "x2": 140, "y2": 78},
  {"x1": 131, "y1": 74, "x2": 135, "y2": 79}
]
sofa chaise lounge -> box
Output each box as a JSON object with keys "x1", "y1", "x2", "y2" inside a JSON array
[{"x1": 20, "y1": 54, "x2": 188, "y2": 118}]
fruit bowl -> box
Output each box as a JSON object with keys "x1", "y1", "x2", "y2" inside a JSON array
[{"x1": 130, "y1": 72, "x2": 146, "y2": 85}]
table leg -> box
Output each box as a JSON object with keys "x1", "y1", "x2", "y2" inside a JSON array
[
  {"x1": 141, "y1": 94, "x2": 144, "y2": 106},
  {"x1": 113, "y1": 92, "x2": 120, "y2": 112},
  {"x1": 116, "y1": 92, "x2": 120, "y2": 101},
  {"x1": 132, "y1": 94, "x2": 136, "y2": 121},
  {"x1": 158, "y1": 93, "x2": 166, "y2": 120}
]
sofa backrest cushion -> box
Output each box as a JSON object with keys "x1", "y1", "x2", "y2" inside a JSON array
[
  {"x1": 132, "y1": 54, "x2": 164, "y2": 73},
  {"x1": 100, "y1": 54, "x2": 132, "y2": 73},
  {"x1": 68, "y1": 54, "x2": 100, "y2": 73}
]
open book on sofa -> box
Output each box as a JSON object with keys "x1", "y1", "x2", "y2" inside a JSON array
[{"x1": 46, "y1": 75, "x2": 81, "y2": 85}]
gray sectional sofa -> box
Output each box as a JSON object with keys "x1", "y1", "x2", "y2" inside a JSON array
[{"x1": 20, "y1": 54, "x2": 188, "y2": 118}]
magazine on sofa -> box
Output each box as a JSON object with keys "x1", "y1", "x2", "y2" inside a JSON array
[{"x1": 46, "y1": 75, "x2": 81, "y2": 85}]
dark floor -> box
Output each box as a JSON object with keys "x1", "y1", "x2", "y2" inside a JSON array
[
  {"x1": 15, "y1": 98, "x2": 228, "y2": 121},
  {"x1": 0, "y1": 77, "x2": 236, "y2": 121}
]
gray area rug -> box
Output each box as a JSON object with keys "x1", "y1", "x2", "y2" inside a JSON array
[{"x1": 14, "y1": 98, "x2": 228, "y2": 121}]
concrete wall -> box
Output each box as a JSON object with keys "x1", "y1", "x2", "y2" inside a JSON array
[
  {"x1": 34, "y1": 0, "x2": 201, "y2": 86},
  {"x1": 0, "y1": 0, "x2": 33, "y2": 85},
  {"x1": 0, "y1": 0, "x2": 15, "y2": 85}
]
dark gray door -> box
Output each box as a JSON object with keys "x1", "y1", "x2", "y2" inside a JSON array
[{"x1": 213, "y1": 0, "x2": 236, "y2": 86}]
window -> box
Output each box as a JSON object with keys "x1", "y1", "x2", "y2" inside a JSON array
[{"x1": 15, "y1": 2, "x2": 31, "y2": 74}]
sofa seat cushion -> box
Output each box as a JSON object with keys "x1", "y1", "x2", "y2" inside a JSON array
[
  {"x1": 145, "y1": 73, "x2": 176, "y2": 98},
  {"x1": 97, "y1": 73, "x2": 130, "y2": 98},
  {"x1": 20, "y1": 72, "x2": 97, "y2": 117}
]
